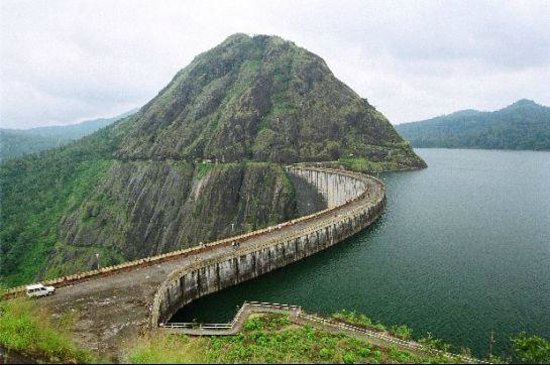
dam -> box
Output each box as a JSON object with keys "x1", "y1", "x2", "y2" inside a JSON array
[{"x1": 6, "y1": 166, "x2": 386, "y2": 359}]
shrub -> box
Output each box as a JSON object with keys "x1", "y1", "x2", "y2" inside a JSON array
[
  {"x1": 342, "y1": 352, "x2": 356, "y2": 364},
  {"x1": 390, "y1": 324, "x2": 413, "y2": 340},
  {"x1": 319, "y1": 348, "x2": 331, "y2": 358},
  {"x1": 358, "y1": 347, "x2": 370, "y2": 357},
  {"x1": 512, "y1": 332, "x2": 550, "y2": 364},
  {"x1": 243, "y1": 317, "x2": 263, "y2": 331}
]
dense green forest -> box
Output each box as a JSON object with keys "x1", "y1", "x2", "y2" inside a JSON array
[
  {"x1": 396, "y1": 99, "x2": 550, "y2": 150},
  {"x1": 0, "y1": 34, "x2": 424, "y2": 287},
  {"x1": 0, "y1": 109, "x2": 136, "y2": 161}
]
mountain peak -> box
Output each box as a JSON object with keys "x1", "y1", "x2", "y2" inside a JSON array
[
  {"x1": 216, "y1": 33, "x2": 295, "y2": 53},
  {"x1": 504, "y1": 99, "x2": 540, "y2": 110},
  {"x1": 116, "y1": 34, "x2": 423, "y2": 165}
]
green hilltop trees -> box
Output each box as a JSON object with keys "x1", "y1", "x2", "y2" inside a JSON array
[{"x1": 396, "y1": 99, "x2": 550, "y2": 150}]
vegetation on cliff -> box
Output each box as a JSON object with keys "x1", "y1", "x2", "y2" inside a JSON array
[
  {"x1": 0, "y1": 157, "x2": 296, "y2": 285},
  {"x1": 396, "y1": 99, "x2": 550, "y2": 150},
  {"x1": 0, "y1": 146, "x2": 115, "y2": 285},
  {"x1": 0, "y1": 33, "x2": 424, "y2": 286},
  {"x1": 114, "y1": 33, "x2": 424, "y2": 167}
]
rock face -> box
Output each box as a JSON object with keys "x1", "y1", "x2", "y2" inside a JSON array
[{"x1": 50, "y1": 162, "x2": 297, "y2": 275}]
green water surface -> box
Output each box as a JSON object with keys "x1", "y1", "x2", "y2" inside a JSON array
[{"x1": 172, "y1": 149, "x2": 550, "y2": 357}]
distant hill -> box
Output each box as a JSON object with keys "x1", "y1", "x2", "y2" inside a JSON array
[
  {"x1": 0, "y1": 109, "x2": 137, "y2": 161},
  {"x1": 396, "y1": 99, "x2": 550, "y2": 150}
]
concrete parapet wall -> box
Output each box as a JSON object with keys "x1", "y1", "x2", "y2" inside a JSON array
[{"x1": 152, "y1": 167, "x2": 385, "y2": 325}]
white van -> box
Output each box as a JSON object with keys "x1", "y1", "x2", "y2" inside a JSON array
[{"x1": 25, "y1": 283, "x2": 55, "y2": 298}]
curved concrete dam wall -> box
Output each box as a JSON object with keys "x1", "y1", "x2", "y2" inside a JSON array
[
  {"x1": 21, "y1": 167, "x2": 386, "y2": 357},
  {"x1": 287, "y1": 166, "x2": 368, "y2": 208},
  {"x1": 152, "y1": 167, "x2": 386, "y2": 325}
]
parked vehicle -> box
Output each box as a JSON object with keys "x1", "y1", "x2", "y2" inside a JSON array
[{"x1": 25, "y1": 283, "x2": 55, "y2": 298}]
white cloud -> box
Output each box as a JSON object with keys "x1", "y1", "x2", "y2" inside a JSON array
[{"x1": 1, "y1": 0, "x2": 549, "y2": 128}]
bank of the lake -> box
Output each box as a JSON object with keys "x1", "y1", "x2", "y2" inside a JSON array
[
  {"x1": 172, "y1": 148, "x2": 550, "y2": 358},
  {"x1": 0, "y1": 346, "x2": 35, "y2": 364}
]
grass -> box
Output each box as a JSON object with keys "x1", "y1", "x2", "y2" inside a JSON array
[
  {"x1": 332, "y1": 309, "x2": 414, "y2": 340},
  {"x1": 0, "y1": 295, "x2": 95, "y2": 363},
  {"x1": 127, "y1": 313, "x2": 458, "y2": 364},
  {"x1": 337, "y1": 156, "x2": 403, "y2": 173},
  {"x1": 195, "y1": 161, "x2": 215, "y2": 180}
]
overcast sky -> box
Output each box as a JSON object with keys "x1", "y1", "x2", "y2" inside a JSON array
[{"x1": 1, "y1": 0, "x2": 549, "y2": 129}]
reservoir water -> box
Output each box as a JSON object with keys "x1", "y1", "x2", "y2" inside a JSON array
[{"x1": 172, "y1": 149, "x2": 550, "y2": 357}]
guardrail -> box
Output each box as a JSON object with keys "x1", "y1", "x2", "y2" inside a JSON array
[
  {"x1": 163, "y1": 323, "x2": 232, "y2": 330},
  {"x1": 298, "y1": 313, "x2": 490, "y2": 364}
]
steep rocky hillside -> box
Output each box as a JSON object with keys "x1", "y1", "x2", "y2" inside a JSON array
[
  {"x1": 0, "y1": 153, "x2": 297, "y2": 284},
  {"x1": 0, "y1": 34, "x2": 424, "y2": 286},
  {"x1": 52, "y1": 162, "x2": 295, "y2": 273},
  {"x1": 113, "y1": 33, "x2": 424, "y2": 166}
]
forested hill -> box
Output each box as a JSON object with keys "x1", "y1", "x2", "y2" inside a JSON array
[
  {"x1": 0, "y1": 109, "x2": 137, "y2": 161},
  {"x1": 396, "y1": 99, "x2": 550, "y2": 150},
  {"x1": 0, "y1": 33, "x2": 425, "y2": 287}
]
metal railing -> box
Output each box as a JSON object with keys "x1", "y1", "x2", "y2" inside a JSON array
[
  {"x1": 163, "y1": 322, "x2": 232, "y2": 330},
  {"x1": 161, "y1": 301, "x2": 301, "y2": 331},
  {"x1": 298, "y1": 313, "x2": 489, "y2": 364}
]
